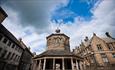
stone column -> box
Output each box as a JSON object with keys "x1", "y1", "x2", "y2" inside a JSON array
[
  {"x1": 76, "y1": 60, "x2": 79, "y2": 70},
  {"x1": 80, "y1": 61, "x2": 83, "y2": 70},
  {"x1": 71, "y1": 58, "x2": 74, "y2": 70},
  {"x1": 3, "y1": 63, "x2": 7, "y2": 70},
  {"x1": 83, "y1": 61, "x2": 86, "y2": 70},
  {"x1": 43, "y1": 58, "x2": 46, "y2": 70},
  {"x1": 38, "y1": 60, "x2": 41, "y2": 70},
  {"x1": 62, "y1": 58, "x2": 65, "y2": 70},
  {"x1": 53, "y1": 58, "x2": 55, "y2": 70},
  {"x1": 35, "y1": 60, "x2": 38, "y2": 70}
]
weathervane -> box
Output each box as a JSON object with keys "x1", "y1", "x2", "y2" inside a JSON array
[
  {"x1": 55, "y1": 19, "x2": 63, "y2": 33},
  {"x1": 51, "y1": 19, "x2": 63, "y2": 33}
]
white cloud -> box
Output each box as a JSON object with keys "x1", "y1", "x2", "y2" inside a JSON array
[
  {"x1": 2, "y1": 0, "x2": 69, "y2": 54},
  {"x1": 50, "y1": 0, "x2": 115, "y2": 50},
  {"x1": 2, "y1": 0, "x2": 115, "y2": 54},
  {"x1": 2, "y1": 8, "x2": 25, "y2": 38}
]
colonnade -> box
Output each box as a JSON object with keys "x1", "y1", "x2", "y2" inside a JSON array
[{"x1": 35, "y1": 57, "x2": 83, "y2": 70}]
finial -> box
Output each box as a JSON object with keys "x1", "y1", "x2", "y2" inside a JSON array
[
  {"x1": 84, "y1": 36, "x2": 88, "y2": 42},
  {"x1": 55, "y1": 28, "x2": 60, "y2": 33}
]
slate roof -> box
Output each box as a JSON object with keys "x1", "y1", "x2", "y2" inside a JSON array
[
  {"x1": 46, "y1": 33, "x2": 69, "y2": 39},
  {"x1": 34, "y1": 50, "x2": 82, "y2": 59},
  {"x1": 102, "y1": 37, "x2": 115, "y2": 43},
  {"x1": 82, "y1": 36, "x2": 115, "y2": 47}
]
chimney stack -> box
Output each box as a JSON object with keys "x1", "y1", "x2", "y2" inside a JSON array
[
  {"x1": 105, "y1": 32, "x2": 115, "y2": 40},
  {"x1": 0, "y1": 7, "x2": 8, "y2": 23},
  {"x1": 84, "y1": 36, "x2": 89, "y2": 42}
]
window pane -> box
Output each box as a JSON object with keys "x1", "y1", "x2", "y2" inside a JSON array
[
  {"x1": 0, "y1": 48, "x2": 2, "y2": 53},
  {"x1": 101, "y1": 53, "x2": 106, "y2": 57},
  {"x1": 14, "y1": 55, "x2": 17, "y2": 61},
  {"x1": 108, "y1": 44, "x2": 113, "y2": 51},
  {"x1": 12, "y1": 44, "x2": 15, "y2": 48},
  {"x1": 103, "y1": 58, "x2": 108, "y2": 62},
  {"x1": 7, "y1": 41, "x2": 12, "y2": 46},
  {"x1": 97, "y1": 44, "x2": 103, "y2": 51},
  {"x1": 7, "y1": 52, "x2": 11, "y2": 59},
  {"x1": 0, "y1": 34, "x2": 3, "y2": 41},
  {"x1": 112, "y1": 53, "x2": 115, "y2": 58},
  {"x1": 3, "y1": 38, "x2": 8, "y2": 44},
  {"x1": 1, "y1": 50, "x2": 7, "y2": 58},
  {"x1": 17, "y1": 56, "x2": 20, "y2": 61},
  {"x1": 10, "y1": 53, "x2": 15, "y2": 60},
  {"x1": 12, "y1": 55, "x2": 15, "y2": 60},
  {"x1": 101, "y1": 53, "x2": 108, "y2": 63}
]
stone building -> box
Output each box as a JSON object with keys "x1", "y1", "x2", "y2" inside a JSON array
[
  {"x1": 0, "y1": 7, "x2": 23, "y2": 70},
  {"x1": 18, "y1": 39, "x2": 34, "y2": 70},
  {"x1": 34, "y1": 29, "x2": 83, "y2": 70},
  {"x1": 73, "y1": 33, "x2": 115, "y2": 70}
]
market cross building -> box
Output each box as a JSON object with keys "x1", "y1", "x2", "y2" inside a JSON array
[{"x1": 33, "y1": 29, "x2": 83, "y2": 70}]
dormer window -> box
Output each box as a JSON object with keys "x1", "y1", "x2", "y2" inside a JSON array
[
  {"x1": 107, "y1": 43, "x2": 114, "y2": 51},
  {"x1": 97, "y1": 44, "x2": 103, "y2": 51}
]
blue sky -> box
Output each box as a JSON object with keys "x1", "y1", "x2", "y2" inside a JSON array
[
  {"x1": 1, "y1": 0, "x2": 115, "y2": 54},
  {"x1": 51, "y1": 0, "x2": 100, "y2": 23}
]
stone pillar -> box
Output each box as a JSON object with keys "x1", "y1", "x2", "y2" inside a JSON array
[
  {"x1": 43, "y1": 58, "x2": 46, "y2": 70},
  {"x1": 35, "y1": 60, "x2": 38, "y2": 70},
  {"x1": 38, "y1": 60, "x2": 41, "y2": 70},
  {"x1": 80, "y1": 61, "x2": 83, "y2": 70},
  {"x1": 71, "y1": 58, "x2": 74, "y2": 70},
  {"x1": 76, "y1": 60, "x2": 79, "y2": 70},
  {"x1": 83, "y1": 61, "x2": 86, "y2": 70},
  {"x1": 3, "y1": 63, "x2": 7, "y2": 70},
  {"x1": 62, "y1": 58, "x2": 65, "y2": 70},
  {"x1": 53, "y1": 58, "x2": 55, "y2": 70}
]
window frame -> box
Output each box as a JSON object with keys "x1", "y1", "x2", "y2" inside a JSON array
[
  {"x1": 1, "y1": 50, "x2": 7, "y2": 58},
  {"x1": 112, "y1": 53, "x2": 115, "y2": 58},
  {"x1": 2, "y1": 38, "x2": 8, "y2": 44},
  {"x1": 97, "y1": 44, "x2": 103, "y2": 51},
  {"x1": 0, "y1": 34, "x2": 3, "y2": 41},
  {"x1": 101, "y1": 53, "x2": 109, "y2": 63},
  {"x1": 7, "y1": 41, "x2": 12, "y2": 47}
]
